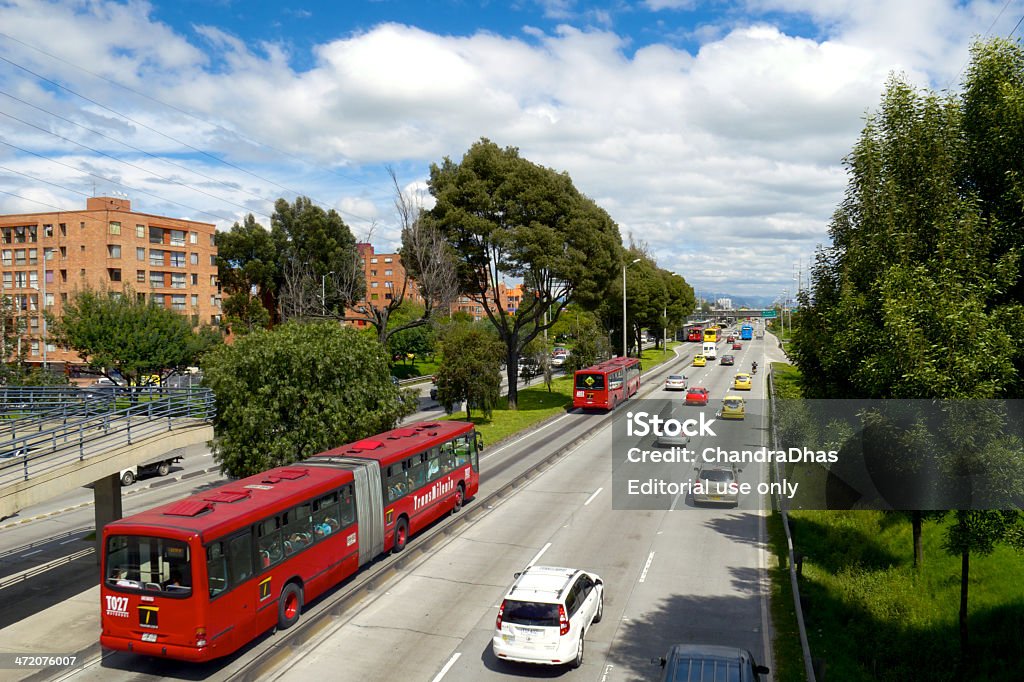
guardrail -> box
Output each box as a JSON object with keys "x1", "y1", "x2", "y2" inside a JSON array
[
  {"x1": 768, "y1": 367, "x2": 817, "y2": 682},
  {"x1": 0, "y1": 387, "x2": 215, "y2": 487}
]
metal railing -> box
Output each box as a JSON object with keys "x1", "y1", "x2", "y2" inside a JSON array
[{"x1": 0, "y1": 387, "x2": 215, "y2": 486}]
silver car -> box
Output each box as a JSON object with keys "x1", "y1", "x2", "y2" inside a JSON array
[
  {"x1": 664, "y1": 374, "x2": 688, "y2": 391},
  {"x1": 693, "y1": 465, "x2": 741, "y2": 506}
]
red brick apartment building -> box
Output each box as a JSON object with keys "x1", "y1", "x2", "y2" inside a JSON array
[
  {"x1": 0, "y1": 196, "x2": 220, "y2": 371},
  {"x1": 353, "y1": 243, "x2": 523, "y2": 325}
]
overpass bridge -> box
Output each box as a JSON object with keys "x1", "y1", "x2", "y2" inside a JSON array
[{"x1": 1, "y1": 387, "x2": 214, "y2": 555}]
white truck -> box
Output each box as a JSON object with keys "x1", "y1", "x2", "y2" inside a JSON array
[
  {"x1": 120, "y1": 454, "x2": 184, "y2": 486},
  {"x1": 702, "y1": 341, "x2": 718, "y2": 360}
]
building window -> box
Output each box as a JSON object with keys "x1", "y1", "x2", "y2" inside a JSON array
[
  {"x1": 209, "y1": 234, "x2": 216, "y2": 246},
  {"x1": 28, "y1": 271, "x2": 38, "y2": 288},
  {"x1": 191, "y1": 273, "x2": 198, "y2": 285},
  {"x1": 61, "y1": 292, "x2": 68, "y2": 304},
  {"x1": 30, "y1": 341, "x2": 39, "y2": 355},
  {"x1": 27, "y1": 226, "x2": 37, "y2": 242},
  {"x1": 45, "y1": 270, "x2": 53, "y2": 283},
  {"x1": 189, "y1": 232, "x2": 198, "y2": 244},
  {"x1": 59, "y1": 246, "x2": 66, "y2": 259},
  {"x1": 171, "y1": 273, "x2": 186, "y2": 289},
  {"x1": 136, "y1": 292, "x2": 144, "y2": 303},
  {"x1": 59, "y1": 223, "x2": 66, "y2": 236},
  {"x1": 370, "y1": 293, "x2": 378, "y2": 300},
  {"x1": 136, "y1": 225, "x2": 145, "y2": 238},
  {"x1": 210, "y1": 275, "x2": 217, "y2": 287},
  {"x1": 152, "y1": 294, "x2": 165, "y2": 306},
  {"x1": 0, "y1": 250, "x2": 10, "y2": 266},
  {"x1": 384, "y1": 293, "x2": 393, "y2": 300},
  {"x1": 28, "y1": 248, "x2": 37, "y2": 264},
  {"x1": 60, "y1": 270, "x2": 66, "y2": 282},
  {"x1": 150, "y1": 250, "x2": 164, "y2": 266},
  {"x1": 209, "y1": 255, "x2": 216, "y2": 266},
  {"x1": 211, "y1": 314, "x2": 221, "y2": 325},
  {"x1": 370, "y1": 282, "x2": 378, "y2": 288},
  {"x1": 190, "y1": 252, "x2": 198, "y2": 265},
  {"x1": 150, "y1": 272, "x2": 164, "y2": 288},
  {"x1": 370, "y1": 269, "x2": 377, "y2": 276},
  {"x1": 108, "y1": 268, "x2": 122, "y2": 282},
  {"x1": 137, "y1": 247, "x2": 145, "y2": 261},
  {"x1": 171, "y1": 294, "x2": 186, "y2": 310},
  {"x1": 44, "y1": 248, "x2": 54, "y2": 261},
  {"x1": 1, "y1": 272, "x2": 10, "y2": 288},
  {"x1": 370, "y1": 257, "x2": 378, "y2": 264},
  {"x1": 210, "y1": 295, "x2": 216, "y2": 306},
  {"x1": 43, "y1": 224, "x2": 53, "y2": 237},
  {"x1": 170, "y1": 230, "x2": 185, "y2": 246},
  {"x1": 384, "y1": 257, "x2": 393, "y2": 263},
  {"x1": 384, "y1": 269, "x2": 393, "y2": 276},
  {"x1": 109, "y1": 221, "x2": 121, "y2": 235},
  {"x1": 191, "y1": 294, "x2": 198, "y2": 307},
  {"x1": 45, "y1": 292, "x2": 54, "y2": 307},
  {"x1": 149, "y1": 226, "x2": 164, "y2": 244},
  {"x1": 80, "y1": 222, "x2": 85, "y2": 229},
  {"x1": 137, "y1": 270, "x2": 145, "y2": 283},
  {"x1": 107, "y1": 244, "x2": 121, "y2": 258},
  {"x1": 170, "y1": 252, "x2": 185, "y2": 267}
]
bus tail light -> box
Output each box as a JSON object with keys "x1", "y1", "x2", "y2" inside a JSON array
[
  {"x1": 558, "y1": 604, "x2": 569, "y2": 636},
  {"x1": 194, "y1": 626, "x2": 207, "y2": 647},
  {"x1": 495, "y1": 600, "x2": 506, "y2": 629}
]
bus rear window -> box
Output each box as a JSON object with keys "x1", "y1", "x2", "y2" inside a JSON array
[
  {"x1": 106, "y1": 535, "x2": 192, "y2": 596},
  {"x1": 575, "y1": 373, "x2": 606, "y2": 390}
]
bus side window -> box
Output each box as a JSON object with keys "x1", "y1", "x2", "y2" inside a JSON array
[
  {"x1": 453, "y1": 435, "x2": 470, "y2": 467},
  {"x1": 339, "y1": 486, "x2": 355, "y2": 527},
  {"x1": 228, "y1": 533, "x2": 253, "y2": 586},
  {"x1": 257, "y1": 518, "x2": 282, "y2": 568},
  {"x1": 426, "y1": 450, "x2": 441, "y2": 481},
  {"x1": 313, "y1": 492, "x2": 340, "y2": 538},
  {"x1": 407, "y1": 457, "x2": 425, "y2": 489},
  {"x1": 206, "y1": 541, "x2": 228, "y2": 597}
]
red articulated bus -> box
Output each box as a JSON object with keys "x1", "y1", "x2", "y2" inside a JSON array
[
  {"x1": 100, "y1": 420, "x2": 481, "y2": 662},
  {"x1": 572, "y1": 357, "x2": 642, "y2": 410},
  {"x1": 686, "y1": 325, "x2": 704, "y2": 342}
]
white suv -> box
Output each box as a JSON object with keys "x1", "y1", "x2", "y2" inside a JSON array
[{"x1": 492, "y1": 565, "x2": 604, "y2": 669}]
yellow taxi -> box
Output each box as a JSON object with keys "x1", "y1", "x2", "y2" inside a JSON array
[
  {"x1": 733, "y1": 373, "x2": 752, "y2": 390},
  {"x1": 692, "y1": 354, "x2": 707, "y2": 367},
  {"x1": 720, "y1": 395, "x2": 746, "y2": 420}
]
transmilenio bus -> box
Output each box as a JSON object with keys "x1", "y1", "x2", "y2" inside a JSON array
[
  {"x1": 572, "y1": 357, "x2": 642, "y2": 410},
  {"x1": 686, "y1": 325, "x2": 704, "y2": 342},
  {"x1": 100, "y1": 420, "x2": 481, "y2": 662}
]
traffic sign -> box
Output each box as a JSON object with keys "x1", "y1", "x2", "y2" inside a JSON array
[{"x1": 762, "y1": 310, "x2": 778, "y2": 318}]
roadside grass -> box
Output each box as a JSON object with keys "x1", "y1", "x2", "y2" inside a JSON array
[
  {"x1": 769, "y1": 361, "x2": 1024, "y2": 681},
  {"x1": 766, "y1": 512, "x2": 807, "y2": 682},
  {"x1": 391, "y1": 359, "x2": 440, "y2": 381}
]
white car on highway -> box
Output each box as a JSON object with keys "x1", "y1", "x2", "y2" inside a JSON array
[
  {"x1": 664, "y1": 374, "x2": 688, "y2": 391},
  {"x1": 493, "y1": 565, "x2": 604, "y2": 669}
]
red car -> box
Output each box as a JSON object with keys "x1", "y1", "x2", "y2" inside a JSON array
[
  {"x1": 732, "y1": 342, "x2": 742, "y2": 350},
  {"x1": 685, "y1": 387, "x2": 710, "y2": 406},
  {"x1": 726, "y1": 335, "x2": 736, "y2": 343}
]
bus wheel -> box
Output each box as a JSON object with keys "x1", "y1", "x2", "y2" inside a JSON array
[
  {"x1": 120, "y1": 470, "x2": 135, "y2": 486},
  {"x1": 393, "y1": 518, "x2": 409, "y2": 553},
  {"x1": 452, "y1": 483, "x2": 465, "y2": 515},
  {"x1": 157, "y1": 462, "x2": 170, "y2": 476},
  {"x1": 277, "y1": 583, "x2": 303, "y2": 630}
]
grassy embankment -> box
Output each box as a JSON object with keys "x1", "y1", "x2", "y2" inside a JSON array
[
  {"x1": 768, "y1": 362, "x2": 1024, "y2": 681},
  {"x1": 445, "y1": 342, "x2": 685, "y2": 446}
]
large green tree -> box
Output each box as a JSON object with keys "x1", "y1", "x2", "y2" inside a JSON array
[
  {"x1": 215, "y1": 213, "x2": 277, "y2": 328},
  {"x1": 51, "y1": 288, "x2": 220, "y2": 386},
  {"x1": 790, "y1": 38, "x2": 1024, "y2": 664},
  {"x1": 427, "y1": 139, "x2": 622, "y2": 408},
  {"x1": 202, "y1": 322, "x2": 415, "y2": 477}
]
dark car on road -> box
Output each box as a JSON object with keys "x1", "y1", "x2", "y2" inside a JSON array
[
  {"x1": 656, "y1": 644, "x2": 769, "y2": 681},
  {"x1": 720, "y1": 354, "x2": 735, "y2": 366}
]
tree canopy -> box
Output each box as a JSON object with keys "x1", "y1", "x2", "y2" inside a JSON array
[
  {"x1": 51, "y1": 288, "x2": 220, "y2": 385},
  {"x1": 202, "y1": 322, "x2": 415, "y2": 477},
  {"x1": 427, "y1": 138, "x2": 623, "y2": 407},
  {"x1": 433, "y1": 322, "x2": 503, "y2": 420}
]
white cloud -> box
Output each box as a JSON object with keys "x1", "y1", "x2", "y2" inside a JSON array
[{"x1": 0, "y1": 0, "x2": 1002, "y2": 296}]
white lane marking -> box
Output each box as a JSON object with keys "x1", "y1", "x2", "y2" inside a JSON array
[
  {"x1": 59, "y1": 537, "x2": 79, "y2": 545},
  {"x1": 583, "y1": 487, "x2": 603, "y2": 506},
  {"x1": 638, "y1": 551, "x2": 655, "y2": 583},
  {"x1": 430, "y1": 652, "x2": 462, "y2": 682},
  {"x1": 527, "y1": 542, "x2": 552, "y2": 568},
  {"x1": 22, "y1": 549, "x2": 43, "y2": 557},
  {"x1": 481, "y1": 413, "x2": 571, "y2": 462}
]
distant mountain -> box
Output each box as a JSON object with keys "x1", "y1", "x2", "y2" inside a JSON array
[{"x1": 698, "y1": 292, "x2": 777, "y2": 310}]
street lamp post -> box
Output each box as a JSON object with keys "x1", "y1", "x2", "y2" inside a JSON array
[
  {"x1": 622, "y1": 258, "x2": 641, "y2": 357},
  {"x1": 321, "y1": 271, "x2": 335, "y2": 316}
]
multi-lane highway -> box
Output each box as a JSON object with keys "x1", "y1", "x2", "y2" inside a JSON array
[{"x1": 0, "y1": 333, "x2": 787, "y2": 681}]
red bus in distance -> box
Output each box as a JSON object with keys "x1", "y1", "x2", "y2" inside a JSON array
[
  {"x1": 686, "y1": 325, "x2": 704, "y2": 342},
  {"x1": 100, "y1": 420, "x2": 481, "y2": 662},
  {"x1": 572, "y1": 357, "x2": 642, "y2": 410}
]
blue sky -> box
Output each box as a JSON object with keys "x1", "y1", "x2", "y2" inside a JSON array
[{"x1": 0, "y1": 0, "x2": 1021, "y2": 299}]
